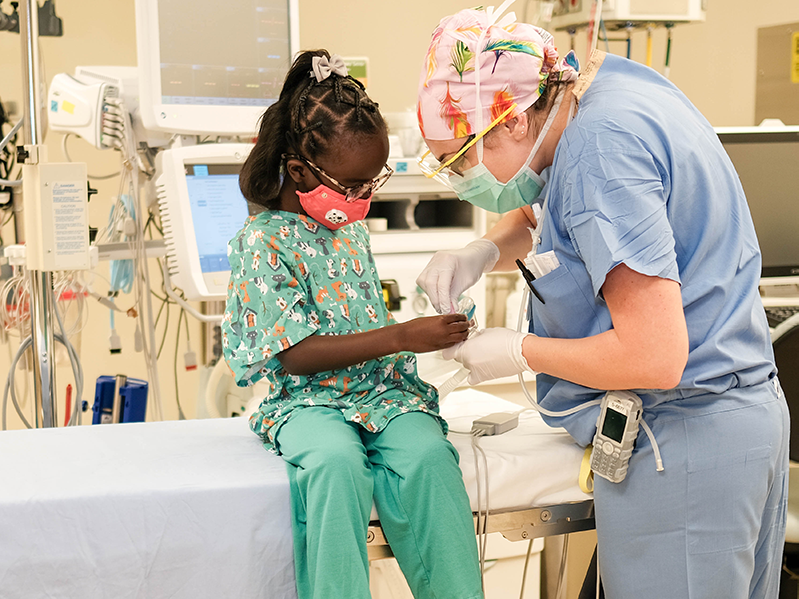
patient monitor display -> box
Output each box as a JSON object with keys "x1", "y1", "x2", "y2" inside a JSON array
[
  {"x1": 135, "y1": 0, "x2": 299, "y2": 135},
  {"x1": 717, "y1": 127, "x2": 799, "y2": 278},
  {"x1": 185, "y1": 164, "x2": 250, "y2": 275},
  {"x1": 156, "y1": 144, "x2": 254, "y2": 300}
]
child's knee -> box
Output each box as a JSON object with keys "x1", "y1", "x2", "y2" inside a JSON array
[
  {"x1": 305, "y1": 445, "x2": 370, "y2": 481},
  {"x1": 406, "y1": 435, "x2": 459, "y2": 473}
]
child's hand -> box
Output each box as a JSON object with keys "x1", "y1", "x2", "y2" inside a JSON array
[{"x1": 397, "y1": 314, "x2": 469, "y2": 353}]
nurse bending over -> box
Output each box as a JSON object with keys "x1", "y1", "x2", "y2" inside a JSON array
[
  {"x1": 223, "y1": 51, "x2": 483, "y2": 599},
  {"x1": 416, "y1": 6, "x2": 788, "y2": 599}
]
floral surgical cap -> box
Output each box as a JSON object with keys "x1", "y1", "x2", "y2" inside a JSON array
[{"x1": 417, "y1": 6, "x2": 579, "y2": 141}]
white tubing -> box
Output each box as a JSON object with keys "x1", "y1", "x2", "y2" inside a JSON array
[
  {"x1": 161, "y1": 263, "x2": 224, "y2": 324},
  {"x1": 438, "y1": 367, "x2": 470, "y2": 400}
]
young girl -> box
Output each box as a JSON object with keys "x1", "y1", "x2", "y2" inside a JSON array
[{"x1": 222, "y1": 50, "x2": 484, "y2": 599}]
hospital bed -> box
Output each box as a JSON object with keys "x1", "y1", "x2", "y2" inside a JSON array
[
  {"x1": 0, "y1": 390, "x2": 592, "y2": 599},
  {"x1": 368, "y1": 390, "x2": 594, "y2": 560}
]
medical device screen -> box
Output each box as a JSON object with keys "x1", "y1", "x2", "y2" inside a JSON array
[
  {"x1": 719, "y1": 131, "x2": 799, "y2": 277},
  {"x1": 185, "y1": 164, "x2": 250, "y2": 273},
  {"x1": 157, "y1": 0, "x2": 291, "y2": 107},
  {"x1": 601, "y1": 407, "x2": 627, "y2": 443}
]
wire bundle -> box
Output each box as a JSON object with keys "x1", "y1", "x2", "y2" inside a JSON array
[{"x1": 1, "y1": 275, "x2": 84, "y2": 431}]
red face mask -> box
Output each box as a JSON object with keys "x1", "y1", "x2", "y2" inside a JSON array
[{"x1": 295, "y1": 184, "x2": 372, "y2": 230}]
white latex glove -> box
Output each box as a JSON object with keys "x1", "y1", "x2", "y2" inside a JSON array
[
  {"x1": 416, "y1": 239, "x2": 500, "y2": 314},
  {"x1": 442, "y1": 328, "x2": 534, "y2": 385}
]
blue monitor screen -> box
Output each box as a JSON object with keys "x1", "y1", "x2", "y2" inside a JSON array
[{"x1": 185, "y1": 164, "x2": 250, "y2": 273}]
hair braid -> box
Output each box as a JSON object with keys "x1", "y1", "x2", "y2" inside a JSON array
[{"x1": 239, "y1": 49, "x2": 386, "y2": 209}]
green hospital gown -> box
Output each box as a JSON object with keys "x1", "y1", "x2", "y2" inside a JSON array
[{"x1": 222, "y1": 210, "x2": 443, "y2": 453}]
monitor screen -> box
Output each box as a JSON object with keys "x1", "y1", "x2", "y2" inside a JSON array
[
  {"x1": 184, "y1": 163, "x2": 251, "y2": 274},
  {"x1": 718, "y1": 130, "x2": 799, "y2": 277},
  {"x1": 157, "y1": 0, "x2": 291, "y2": 108},
  {"x1": 135, "y1": 0, "x2": 298, "y2": 135}
]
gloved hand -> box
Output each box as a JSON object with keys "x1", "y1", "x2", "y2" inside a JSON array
[
  {"x1": 416, "y1": 239, "x2": 500, "y2": 314},
  {"x1": 442, "y1": 328, "x2": 533, "y2": 385}
]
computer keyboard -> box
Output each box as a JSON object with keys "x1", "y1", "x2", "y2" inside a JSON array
[{"x1": 765, "y1": 306, "x2": 799, "y2": 328}]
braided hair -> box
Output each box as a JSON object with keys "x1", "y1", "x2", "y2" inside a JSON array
[{"x1": 239, "y1": 50, "x2": 386, "y2": 209}]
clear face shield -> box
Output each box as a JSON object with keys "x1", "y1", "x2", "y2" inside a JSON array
[{"x1": 417, "y1": 102, "x2": 518, "y2": 190}]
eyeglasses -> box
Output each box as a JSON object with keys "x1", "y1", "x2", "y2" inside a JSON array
[
  {"x1": 417, "y1": 102, "x2": 518, "y2": 188},
  {"x1": 283, "y1": 154, "x2": 393, "y2": 201}
]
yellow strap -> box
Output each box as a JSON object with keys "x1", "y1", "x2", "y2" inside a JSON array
[
  {"x1": 579, "y1": 446, "x2": 594, "y2": 494},
  {"x1": 420, "y1": 102, "x2": 518, "y2": 178}
]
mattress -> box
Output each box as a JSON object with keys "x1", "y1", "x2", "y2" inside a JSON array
[{"x1": 0, "y1": 390, "x2": 589, "y2": 599}]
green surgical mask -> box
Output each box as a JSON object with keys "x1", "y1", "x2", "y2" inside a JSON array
[{"x1": 451, "y1": 89, "x2": 566, "y2": 214}]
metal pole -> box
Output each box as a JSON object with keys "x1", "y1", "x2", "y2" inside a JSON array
[
  {"x1": 29, "y1": 271, "x2": 57, "y2": 427},
  {"x1": 19, "y1": 0, "x2": 42, "y2": 145},
  {"x1": 11, "y1": 184, "x2": 23, "y2": 244},
  {"x1": 20, "y1": 0, "x2": 57, "y2": 428}
]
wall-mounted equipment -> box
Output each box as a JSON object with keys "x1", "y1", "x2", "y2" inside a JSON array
[{"x1": 549, "y1": 0, "x2": 706, "y2": 31}]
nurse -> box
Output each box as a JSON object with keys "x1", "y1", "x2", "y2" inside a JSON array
[{"x1": 416, "y1": 5, "x2": 789, "y2": 599}]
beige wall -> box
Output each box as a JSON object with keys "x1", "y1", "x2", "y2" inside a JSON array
[
  {"x1": 1, "y1": 2, "x2": 796, "y2": 595},
  {"x1": 0, "y1": 0, "x2": 794, "y2": 454},
  {"x1": 299, "y1": 0, "x2": 799, "y2": 126}
]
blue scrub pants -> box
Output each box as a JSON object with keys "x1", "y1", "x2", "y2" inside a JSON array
[
  {"x1": 594, "y1": 379, "x2": 789, "y2": 599},
  {"x1": 275, "y1": 408, "x2": 483, "y2": 599}
]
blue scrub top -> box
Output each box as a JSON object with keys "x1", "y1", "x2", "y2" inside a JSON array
[{"x1": 534, "y1": 53, "x2": 776, "y2": 445}]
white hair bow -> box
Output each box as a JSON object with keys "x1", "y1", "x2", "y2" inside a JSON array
[{"x1": 310, "y1": 54, "x2": 348, "y2": 83}]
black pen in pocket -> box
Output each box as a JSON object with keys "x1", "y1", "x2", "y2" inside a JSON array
[{"x1": 515, "y1": 259, "x2": 545, "y2": 304}]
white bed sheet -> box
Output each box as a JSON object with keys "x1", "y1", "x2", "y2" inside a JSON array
[
  {"x1": 0, "y1": 418, "x2": 297, "y2": 599},
  {"x1": 441, "y1": 389, "x2": 592, "y2": 513},
  {"x1": 0, "y1": 390, "x2": 590, "y2": 599}
]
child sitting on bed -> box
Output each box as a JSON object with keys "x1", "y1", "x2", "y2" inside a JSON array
[{"x1": 222, "y1": 50, "x2": 484, "y2": 599}]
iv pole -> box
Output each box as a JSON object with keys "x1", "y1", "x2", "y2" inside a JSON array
[{"x1": 19, "y1": 0, "x2": 58, "y2": 428}]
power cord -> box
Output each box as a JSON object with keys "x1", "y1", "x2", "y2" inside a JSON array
[
  {"x1": 450, "y1": 411, "x2": 520, "y2": 593},
  {"x1": 452, "y1": 408, "x2": 572, "y2": 598},
  {"x1": 173, "y1": 308, "x2": 187, "y2": 420}
]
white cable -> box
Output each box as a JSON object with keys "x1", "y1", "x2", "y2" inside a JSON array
[
  {"x1": 130, "y1": 153, "x2": 164, "y2": 421},
  {"x1": 515, "y1": 287, "x2": 601, "y2": 416},
  {"x1": 61, "y1": 133, "x2": 121, "y2": 180},
  {"x1": 162, "y1": 263, "x2": 223, "y2": 323},
  {"x1": 475, "y1": 433, "x2": 490, "y2": 573},
  {"x1": 590, "y1": 0, "x2": 603, "y2": 55},
  {"x1": 2, "y1": 329, "x2": 81, "y2": 430},
  {"x1": 556, "y1": 534, "x2": 570, "y2": 599},
  {"x1": 515, "y1": 283, "x2": 663, "y2": 471},
  {"x1": 3, "y1": 337, "x2": 32, "y2": 429},
  {"x1": 438, "y1": 366, "x2": 469, "y2": 400},
  {"x1": 596, "y1": 548, "x2": 601, "y2": 599},
  {"x1": 640, "y1": 419, "x2": 664, "y2": 471},
  {"x1": 101, "y1": 102, "x2": 163, "y2": 422},
  {"x1": 470, "y1": 432, "x2": 485, "y2": 590}
]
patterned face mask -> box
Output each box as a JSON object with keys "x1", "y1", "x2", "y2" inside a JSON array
[{"x1": 295, "y1": 183, "x2": 372, "y2": 230}]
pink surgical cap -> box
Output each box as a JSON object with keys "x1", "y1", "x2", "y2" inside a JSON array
[{"x1": 417, "y1": 7, "x2": 579, "y2": 141}]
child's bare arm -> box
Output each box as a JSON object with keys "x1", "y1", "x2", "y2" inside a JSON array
[{"x1": 277, "y1": 314, "x2": 468, "y2": 375}]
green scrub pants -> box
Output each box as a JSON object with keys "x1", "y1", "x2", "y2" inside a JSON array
[{"x1": 275, "y1": 408, "x2": 483, "y2": 599}]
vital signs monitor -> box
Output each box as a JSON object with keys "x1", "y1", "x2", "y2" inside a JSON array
[
  {"x1": 155, "y1": 144, "x2": 254, "y2": 300},
  {"x1": 716, "y1": 126, "x2": 799, "y2": 278},
  {"x1": 135, "y1": 0, "x2": 299, "y2": 135}
]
